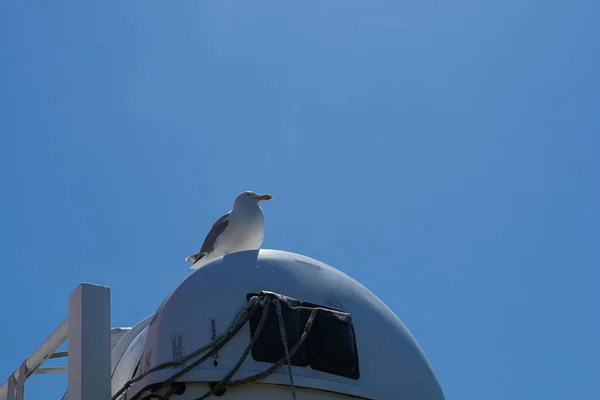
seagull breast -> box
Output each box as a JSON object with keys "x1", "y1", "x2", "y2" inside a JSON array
[{"x1": 224, "y1": 204, "x2": 265, "y2": 250}]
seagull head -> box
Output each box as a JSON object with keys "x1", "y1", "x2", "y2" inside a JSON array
[{"x1": 234, "y1": 191, "x2": 273, "y2": 207}]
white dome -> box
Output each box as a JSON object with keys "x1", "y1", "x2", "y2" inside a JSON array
[{"x1": 111, "y1": 249, "x2": 445, "y2": 400}]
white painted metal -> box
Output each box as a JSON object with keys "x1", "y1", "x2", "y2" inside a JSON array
[
  {"x1": 111, "y1": 325, "x2": 149, "y2": 396},
  {"x1": 59, "y1": 316, "x2": 153, "y2": 400},
  {"x1": 149, "y1": 382, "x2": 371, "y2": 399},
  {"x1": 49, "y1": 351, "x2": 68, "y2": 359},
  {"x1": 67, "y1": 283, "x2": 111, "y2": 400},
  {"x1": 24, "y1": 319, "x2": 69, "y2": 372},
  {"x1": 109, "y1": 328, "x2": 131, "y2": 350},
  {"x1": 0, "y1": 318, "x2": 68, "y2": 400},
  {"x1": 0, "y1": 284, "x2": 140, "y2": 400},
  {"x1": 5, "y1": 377, "x2": 14, "y2": 400},
  {"x1": 118, "y1": 249, "x2": 445, "y2": 400},
  {"x1": 110, "y1": 315, "x2": 153, "y2": 376},
  {"x1": 15, "y1": 364, "x2": 25, "y2": 400},
  {"x1": 33, "y1": 367, "x2": 68, "y2": 374},
  {"x1": 1, "y1": 249, "x2": 445, "y2": 400},
  {"x1": 0, "y1": 321, "x2": 130, "y2": 400}
]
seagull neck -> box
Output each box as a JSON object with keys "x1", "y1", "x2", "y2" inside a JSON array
[{"x1": 232, "y1": 202, "x2": 261, "y2": 214}]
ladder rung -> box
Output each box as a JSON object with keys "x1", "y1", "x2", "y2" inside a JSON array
[
  {"x1": 33, "y1": 367, "x2": 67, "y2": 374},
  {"x1": 48, "y1": 352, "x2": 68, "y2": 359}
]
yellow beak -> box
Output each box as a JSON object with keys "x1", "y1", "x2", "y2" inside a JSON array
[{"x1": 255, "y1": 194, "x2": 273, "y2": 202}]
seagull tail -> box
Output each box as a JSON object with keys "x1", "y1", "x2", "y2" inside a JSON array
[
  {"x1": 185, "y1": 252, "x2": 202, "y2": 262},
  {"x1": 186, "y1": 252, "x2": 207, "y2": 269}
]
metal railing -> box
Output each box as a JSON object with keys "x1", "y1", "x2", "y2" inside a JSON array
[{"x1": 0, "y1": 283, "x2": 113, "y2": 400}]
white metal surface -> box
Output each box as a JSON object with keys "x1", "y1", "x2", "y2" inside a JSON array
[
  {"x1": 15, "y1": 364, "x2": 25, "y2": 400},
  {"x1": 1, "y1": 250, "x2": 445, "y2": 400},
  {"x1": 144, "y1": 382, "x2": 370, "y2": 399},
  {"x1": 57, "y1": 323, "x2": 150, "y2": 400},
  {"x1": 0, "y1": 283, "x2": 123, "y2": 400},
  {"x1": 117, "y1": 249, "x2": 445, "y2": 400},
  {"x1": 110, "y1": 315, "x2": 153, "y2": 376},
  {"x1": 0, "y1": 319, "x2": 68, "y2": 400},
  {"x1": 5, "y1": 377, "x2": 14, "y2": 400},
  {"x1": 33, "y1": 367, "x2": 68, "y2": 374},
  {"x1": 109, "y1": 328, "x2": 131, "y2": 350},
  {"x1": 68, "y1": 283, "x2": 111, "y2": 400},
  {"x1": 111, "y1": 324, "x2": 150, "y2": 396},
  {"x1": 0, "y1": 318, "x2": 68, "y2": 400}
]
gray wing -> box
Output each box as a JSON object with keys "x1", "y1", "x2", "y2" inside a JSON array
[{"x1": 199, "y1": 212, "x2": 230, "y2": 256}]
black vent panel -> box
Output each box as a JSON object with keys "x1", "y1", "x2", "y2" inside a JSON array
[
  {"x1": 247, "y1": 294, "x2": 309, "y2": 366},
  {"x1": 246, "y1": 292, "x2": 360, "y2": 380}
]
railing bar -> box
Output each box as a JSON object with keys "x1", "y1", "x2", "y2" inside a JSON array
[
  {"x1": 15, "y1": 365, "x2": 26, "y2": 400},
  {"x1": 33, "y1": 367, "x2": 68, "y2": 374},
  {"x1": 48, "y1": 351, "x2": 68, "y2": 359}
]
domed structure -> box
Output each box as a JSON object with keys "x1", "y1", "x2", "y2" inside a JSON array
[{"x1": 109, "y1": 249, "x2": 445, "y2": 400}]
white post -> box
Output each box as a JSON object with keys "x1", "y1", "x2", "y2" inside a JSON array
[{"x1": 68, "y1": 283, "x2": 111, "y2": 400}]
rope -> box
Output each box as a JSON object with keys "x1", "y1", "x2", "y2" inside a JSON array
[
  {"x1": 189, "y1": 297, "x2": 273, "y2": 400},
  {"x1": 172, "y1": 298, "x2": 317, "y2": 399},
  {"x1": 113, "y1": 291, "x2": 327, "y2": 400},
  {"x1": 225, "y1": 308, "x2": 317, "y2": 388},
  {"x1": 111, "y1": 296, "x2": 262, "y2": 400},
  {"x1": 275, "y1": 299, "x2": 297, "y2": 400}
]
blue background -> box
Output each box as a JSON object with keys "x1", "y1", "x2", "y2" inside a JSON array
[{"x1": 1, "y1": 1, "x2": 599, "y2": 399}]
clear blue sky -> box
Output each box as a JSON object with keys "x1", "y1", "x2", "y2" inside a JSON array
[{"x1": 1, "y1": 1, "x2": 599, "y2": 399}]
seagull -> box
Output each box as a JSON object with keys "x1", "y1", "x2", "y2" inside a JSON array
[{"x1": 186, "y1": 191, "x2": 273, "y2": 270}]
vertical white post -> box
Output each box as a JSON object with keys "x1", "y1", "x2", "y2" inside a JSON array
[{"x1": 68, "y1": 283, "x2": 111, "y2": 400}]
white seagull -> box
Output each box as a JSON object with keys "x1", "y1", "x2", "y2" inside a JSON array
[{"x1": 186, "y1": 190, "x2": 273, "y2": 270}]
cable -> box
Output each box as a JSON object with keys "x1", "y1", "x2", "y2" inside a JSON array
[
  {"x1": 111, "y1": 296, "x2": 262, "y2": 400},
  {"x1": 115, "y1": 291, "x2": 328, "y2": 400},
  {"x1": 189, "y1": 297, "x2": 273, "y2": 400},
  {"x1": 275, "y1": 298, "x2": 297, "y2": 400}
]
